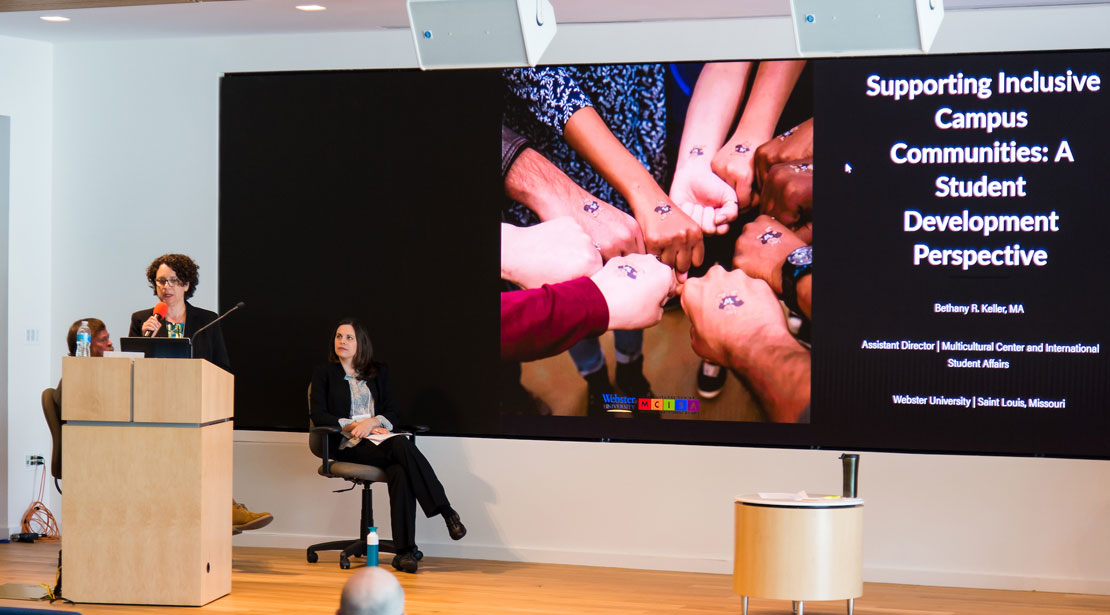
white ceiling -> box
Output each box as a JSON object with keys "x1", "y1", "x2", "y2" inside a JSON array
[
  {"x1": 0, "y1": 0, "x2": 790, "y2": 44},
  {"x1": 0, "y1": 0, "x2": 1104, "y2": 45}
]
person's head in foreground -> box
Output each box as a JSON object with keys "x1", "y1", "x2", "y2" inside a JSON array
[{"x1": 337, "y1": 567, "x2": 405, "y2": 615}]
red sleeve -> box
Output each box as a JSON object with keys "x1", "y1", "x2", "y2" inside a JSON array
[{"x1": 500, "y1": 277, "x2": 609, "y2": 362}]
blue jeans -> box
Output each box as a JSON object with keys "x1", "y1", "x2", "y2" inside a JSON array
[{"x1": 568, "y1": 330, "x2": 643, "y2": 376}]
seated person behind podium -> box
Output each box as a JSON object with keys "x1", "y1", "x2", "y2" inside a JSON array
[
  {"x1": 54, "y1": 317, "x2": 115, "y2": 407},
  {"x1": 128, "y1": 253, "x2": 230, "y2": 372},
  {"x1": 128, "y1": 253, "x2": 270, "y2": 533},
  {"x1": 311, "y1": 318, "x2": 466, "y2": 574},
  {"x1": 68, "y1": 317, "x2": 114, "y2": 357}
]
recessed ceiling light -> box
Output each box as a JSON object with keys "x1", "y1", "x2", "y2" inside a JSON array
[
  {"x1": 295, "y1": 4, "x2": 326, "y2": 11},
  {"x1": 40, "y1": 15, "x2": 70, "y2": 22}
]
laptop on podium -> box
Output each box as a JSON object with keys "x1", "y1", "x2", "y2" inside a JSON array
[{"x1": 119, "y1": 336, "x2": 193, "y2": 359}]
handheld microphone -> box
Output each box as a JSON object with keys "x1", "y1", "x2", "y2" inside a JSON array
[
  {"x1": 192, "y1": 301, "x2": 246, "y2": 339},
  {"x1": 144, "y1": 302, "x2": 169, "y2": 337}
]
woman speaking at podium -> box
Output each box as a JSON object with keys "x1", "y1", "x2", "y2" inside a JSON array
[
  {"x1": 128, "y1": 253, "x2": 230, "y2": 372},
  {"x1": 128, "y1": 253, "x2": 272, "y2": 534},
  {"x1": 311, "y1": 318, "x2": 466, "y2": 573}
]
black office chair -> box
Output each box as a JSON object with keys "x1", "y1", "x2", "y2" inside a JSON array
[
  {"x1": 305, "y1": 385, "x2": 424, "y2": 569},
  {"x1": 41, "y1": 388, "x2": 63, "y2": 493}
]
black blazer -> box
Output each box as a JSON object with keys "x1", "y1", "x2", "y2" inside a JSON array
[
  {"x1": 310, "y1": 362, "x2": 399, "y2": 438},
  {"x1": 129, "y1": 302, "x2": 231, "y2": 372}
]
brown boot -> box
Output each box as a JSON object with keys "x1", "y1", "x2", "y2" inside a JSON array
[{"x1": 232, "y1": 501, "x2": 273, "y2": 534}]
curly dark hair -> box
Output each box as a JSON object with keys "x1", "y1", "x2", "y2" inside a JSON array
[
  {"x1": 146, "y1": 253, "x2": 199, "y2": 300},
  {"x1": 328, "y1": 317, "x2": 379, "y2": 379}
]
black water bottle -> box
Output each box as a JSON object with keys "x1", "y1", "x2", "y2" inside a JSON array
[{"x1": 840, "y1": 453, "x2": 860, "y2": 498}]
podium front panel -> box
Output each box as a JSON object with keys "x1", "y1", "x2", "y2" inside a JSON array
[
  {"x1": 62, "y1": 421, "x2": 232, "y2": 605},
  {"x1": 133, "y1": 358, "x2": 234, "y2": 423},
  {"x1": 60, "y1": 356, "x2": 132, "y2": 422}
]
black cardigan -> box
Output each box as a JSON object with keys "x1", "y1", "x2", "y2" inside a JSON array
[
  {"x1": 129, "y1": 301, "x2": 231, "y2": 372},
  {"x1": 310, "y1": 362, "x2": 399, "y2": 434}
]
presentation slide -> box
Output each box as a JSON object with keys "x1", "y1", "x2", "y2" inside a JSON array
[{"x1": 219, "y1": 51, "x2": 1110, "y2": 458}]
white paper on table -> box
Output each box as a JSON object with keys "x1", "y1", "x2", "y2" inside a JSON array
[{"x1": 757, "y1": 491, "x2": 811, "y2": 500}]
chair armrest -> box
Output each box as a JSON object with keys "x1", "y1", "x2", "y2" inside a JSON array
[
  {"x1": 309, "y1": 426, "x2": 344, "y2": 473},
  {"x1": 398, "y1": 424, "x2": 430, "y2": 434}
]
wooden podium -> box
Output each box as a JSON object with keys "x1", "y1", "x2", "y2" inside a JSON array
[{"x1": 61, "y1": 356, "x2": 234, "y2": 606}]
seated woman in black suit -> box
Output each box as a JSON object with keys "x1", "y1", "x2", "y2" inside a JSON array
[
  {"x1": 311, "y1": 317, "x2": 466, "y2": 573},
  {"x1": 129, "y1": 253, "x2": 230, "y2": 372}
]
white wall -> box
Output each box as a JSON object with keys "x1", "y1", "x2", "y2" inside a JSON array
[
  {"x1": 49, "y1": 30, "x2": 419, "y2": 356},
  {"x1": 19, "y1": 3, "x2": 1110, "y2": 596},
  {"x1": 232, "y1": 433, "x2": 1110, "y2": 594},
  {"x1": 2, "y1": 34, "x2": 54, "y2": 534},
  {"x1": 0, "y1": 115, "x2": 8, "y2": 525}
]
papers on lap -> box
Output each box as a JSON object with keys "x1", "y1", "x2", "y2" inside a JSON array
[{"x1": 338, "y1": 415, "x2": 410, "y2": 449}]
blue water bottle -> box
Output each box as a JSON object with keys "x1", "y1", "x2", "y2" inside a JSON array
[{"x1": 366, "y1": 526, "x2": 379, "y2": 566}]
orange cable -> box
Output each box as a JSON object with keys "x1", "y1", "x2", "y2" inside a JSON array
[{"x1": 21, "y1": 465, "x2": 60, "y2": 541}]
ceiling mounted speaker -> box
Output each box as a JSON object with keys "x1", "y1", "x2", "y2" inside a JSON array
[
  {"x1": 790, "y1": 0, "x2": 945, "y2": 56},
  {"x1": 406, "y1": 0, "x2": 557, "y2": 70}
]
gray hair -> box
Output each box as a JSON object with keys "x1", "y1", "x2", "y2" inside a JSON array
[{"x1": 337, "y1": 567, "x2": 405, "y2": 615}]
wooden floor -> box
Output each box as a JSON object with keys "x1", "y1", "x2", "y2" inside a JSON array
[{"x1": 2, "y1": 542, "x2": 1108, "y2": 615}]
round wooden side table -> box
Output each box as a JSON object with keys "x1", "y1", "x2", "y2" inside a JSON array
[{"x1": 733, "y1": 493, "x2": 864, "y2": 615}]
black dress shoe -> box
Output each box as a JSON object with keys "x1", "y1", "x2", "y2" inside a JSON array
[
  {"x1": 391, "y1": 550, "x2": 419, "y2": 574},
  {"x1": 444, "y1": 511, "x2": 467, "y2": 541}
]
